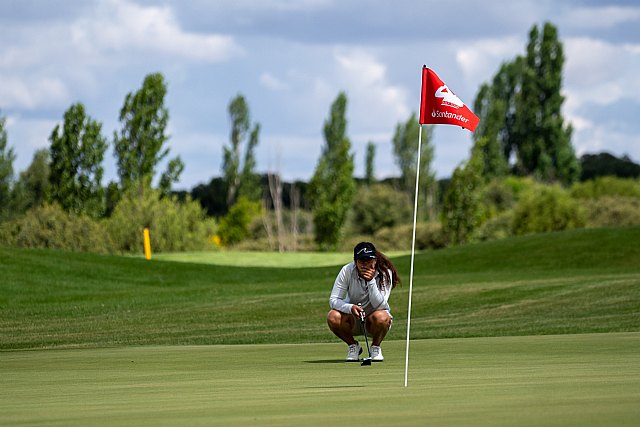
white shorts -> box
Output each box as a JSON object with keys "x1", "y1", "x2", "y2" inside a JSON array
[{"x1": 351, "y1": 310, "x2": 393, "y2": 336}]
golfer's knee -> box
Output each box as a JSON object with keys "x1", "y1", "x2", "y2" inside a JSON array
[
  {"x1": 370, "y1": 311, "x2": 391, "y2": 330},
  {"x1": 326, "y1": 310, "x2": 342, "y2": 329}
]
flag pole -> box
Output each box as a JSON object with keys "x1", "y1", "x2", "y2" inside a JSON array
[{"x1": 404, "y1": 123, "x2": 423, "y2": 387}]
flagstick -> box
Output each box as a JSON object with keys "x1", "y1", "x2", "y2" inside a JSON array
[{"x1": 404, "y1": 123, "x2": 423, "y2": 387}]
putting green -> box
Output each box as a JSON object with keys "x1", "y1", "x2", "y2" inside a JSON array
[{"x1": 2, "y1": 333, "x2": 639, "y2": 426}]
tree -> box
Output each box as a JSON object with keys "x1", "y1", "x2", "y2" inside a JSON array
[
  {"x1": 473, "y1": 22, "x2": 579, "y2": 185},
  {"x1": 308, "y1": 92, "x2": 355, "y2": 250},
  {"x1": 114, "y1": 73, "x2": 183, "y2": 192},
  {"x1": 0, "y1": 113, "x2": 15, "y2": 220},
  {"x1": 515, "y1": 22, "x2": 578, "y2": 184},
  {"x1": 49, "y1": 103, "x2": 107, "y2": 217},
  {"x1": 392, "y1": 112, "x2": 436, "y2": 220},
  {"x1": 580, "y1": 152, "x2": 640, "y2": 181},
  {"x1": 223, "y1": 94, "x2": 261, "y2": 207},
  {"x1": 365, "y1": 142, "x2": 375, "y2": 186},
  {"x1": 159, "y1": 157, "x2": 185, "y2": 196},
  {"x1": 442, "y1": 144, "x2": 485, "y2": 245},
  {"x1": 11, "y1": 149, "x2": 50, "y2": 214}
]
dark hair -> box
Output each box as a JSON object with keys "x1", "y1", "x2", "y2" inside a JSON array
[{"x1": 374, "y1": 250, "x2": 400, "y2": 290}]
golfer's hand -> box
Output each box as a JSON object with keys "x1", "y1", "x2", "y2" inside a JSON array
[
  {"x1": 352, "y1": 304, "x2": 365, "y2": 318},
  {"x1": 359, "y1": 267, "x2": 375, "y2": 281}
]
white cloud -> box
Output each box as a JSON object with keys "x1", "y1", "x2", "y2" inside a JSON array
[
  {"x1": 563, "y1": 37, "x2": 640, "y2": 117},
  {"x1": 333, "y1": 48, "x2": 410, "y2": 128},
  {"x1": 565, "y1": 6, "x2": 640, "y2": 30},
  {"x1": 455, "y1": 36, "x2": 524, "y2": 84},
  {"x1": 260, "y1": 72, "x2": 290, "y2": 91},
  {"x1": 0, "y1": 75, "x2": 69, "y2": 109},
  {"x1": 71, "y1": 0, "x2": 241, "y2": 62}
]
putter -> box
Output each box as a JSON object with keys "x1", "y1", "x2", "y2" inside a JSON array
[{"x1": 358, "y1": 307, "x2": 372, "y2": 366}]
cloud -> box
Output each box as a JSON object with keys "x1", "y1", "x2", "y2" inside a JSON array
[
  {"x1": 0, "y1": 75, "x2": 69, "y2": 109},
  {"x1": 333, "y1": 48, "x2": 410, "y2": 129},
  {"x1": 260, "y1": 72, "x2": 290, "y2": 91},
  {"x1": 564, "y1": 5, "x2": 640, "y2": 30},
  {"x1": 70, "y1": 0, "x2": 241, "y2": 62},
  {"x1": 455, "y1": 36, "x2": 524, "y2": 82}
]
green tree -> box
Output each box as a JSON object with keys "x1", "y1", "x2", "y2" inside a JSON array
[
  {"x1": 11, "y1": 149, "x2": 50, "y2": 214},
  {"x1": 0, "y1": 113, "x2": 15, "y2": 220},
  {"x1": 392, "y1": 112, "x2": 436, "y2": 220},
  {"x1": 49, "y1": 103, "x2": 107, "y2": 217},
  {"x1": 223, "y1": 94, "x2": 261, "y2": 207},
  {"x1": 515, "y1": 22, "x2": 578, "y2": 184},
  {"x1": 442, "y1": 145, "x2": 485, "y2": 245},
  {"x1": 474, "y1": 22, "x2": 579, "y2": 184},
  {"x1": 473, "y1": 59, "x2": 523, "y2": 173},
  {"x1": 365, "y1": 142, "x2": 375, "y2": 186},
  {"x1": 308, "y1": 92, "x2": 355, "y2": 250},
  {"x1": 114, "y1": 73, "x2": 183, "y2": 192},
  {"x1": 159, "y1": 157, "x2": 185, "y2": 197}
]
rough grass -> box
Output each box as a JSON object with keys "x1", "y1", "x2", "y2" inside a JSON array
[{"x1": 1, "y1": 227, "x2": 639, "y2": 349}]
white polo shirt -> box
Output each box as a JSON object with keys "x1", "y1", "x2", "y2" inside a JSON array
[{"x1": 329, "y1": 262, "x2": 393, "y2": 316}]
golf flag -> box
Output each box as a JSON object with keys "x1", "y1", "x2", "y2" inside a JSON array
[
  {"x1": 406, "y1": 66, "x2": 480, "y2": 387},
  {"x1": 419, "y1": 66, "x2": 479, "y2": 132}
]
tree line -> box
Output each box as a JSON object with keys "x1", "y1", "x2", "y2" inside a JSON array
[{"x1": 1, "y1": 22, "x2": 639, "y2": 254}]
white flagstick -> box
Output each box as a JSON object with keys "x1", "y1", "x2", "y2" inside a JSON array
[{"x1": 404, "y1": 124, "x2": 423, "y2": 387}]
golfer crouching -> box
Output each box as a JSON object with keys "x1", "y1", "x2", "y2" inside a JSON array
[{"x1": 327, "y1": 242, "x2": 400, "y2": 362}]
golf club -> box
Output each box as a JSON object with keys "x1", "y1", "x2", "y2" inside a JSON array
[{"x1": 358, "y1": 305, "x2": 372, "y2": 366}]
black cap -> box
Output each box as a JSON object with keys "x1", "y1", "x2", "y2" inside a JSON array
[{"x1": 354, "y1": 242, "x2": 377, "y2": 261}]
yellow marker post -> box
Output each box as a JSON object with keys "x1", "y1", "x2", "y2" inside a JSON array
[{"x1": 143, "y1": 227, "x2": 151, "y2": 260}]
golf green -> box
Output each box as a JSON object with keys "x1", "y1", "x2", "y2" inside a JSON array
[{"x1": 2, "y1": 333, "x2": 639, "y2": 426}]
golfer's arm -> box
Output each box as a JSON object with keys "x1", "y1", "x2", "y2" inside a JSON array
[
  {"x1": 329, "y1": 268, "x2": 353, "y2": 314},
  {"x1": 367, "y1": 279, "x2": 390, "y2": 310}
]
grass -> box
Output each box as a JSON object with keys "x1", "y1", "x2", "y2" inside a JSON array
[
  {"x1": 2, "y1": 227, "x2": 640, "y2": 425},
  {"x1": 153, "y1": 250, "x2": 411, "y2": 268},
  {"x1": 1, "y1": 226, "x2": 639, "y2": 349},
  {"x1": 1, "y1": 333, "x2": 639, "y2": 426}
]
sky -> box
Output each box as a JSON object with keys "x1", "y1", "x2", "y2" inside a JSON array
[{"x1": 2, "y1": 0, "x2": 639, "y2": 190}]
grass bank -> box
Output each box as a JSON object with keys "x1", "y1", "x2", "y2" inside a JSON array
[{"x1": 1, "y1": 227, "x2": 639, "y2": 349}]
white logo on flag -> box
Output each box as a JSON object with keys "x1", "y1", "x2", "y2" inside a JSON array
[{"x1": 435, "y1": 85, "x2": 463, "y2": 109}]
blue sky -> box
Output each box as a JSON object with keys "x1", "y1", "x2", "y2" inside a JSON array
[{"x1": 2, "y1": 0, "x2": 639, "y2": 189}]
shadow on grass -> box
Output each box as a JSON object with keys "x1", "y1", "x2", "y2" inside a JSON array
[{"x1": 303, "y1": 359, "x2": 349, "y2": 364}]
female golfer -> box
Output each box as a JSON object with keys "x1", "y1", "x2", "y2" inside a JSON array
[{"x1": 327, "y1": 241, "x2": 400, "y2": 362}]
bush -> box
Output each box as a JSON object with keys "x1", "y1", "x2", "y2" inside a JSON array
[
  {"x1": 217, "y1": 197, "x2": 261, "y2": 246},
  {"x1": 372, "y1": 222, "x2": 448, "y2": 251},
  {"x1": 571, "y1": 176, "x2": 640, "y2": 199},
  {"x1": 0, "y1": 203, "x2": 114, "y2": 253},
  {"x1": 350, "y1": 184, "x2": 412, "y2": 235},
  {"x1": 472, "y1": 211, "x2": 514, "y2": 242},
  {"x1": 582, "y1": 196, "x2": 640, "y2": 227},
  {"x1": 108, "y1": 188, "x2": 216, "y2": 253},
  {"x1": 512, "y1": 185, "x2": 586, "y2": 235}
]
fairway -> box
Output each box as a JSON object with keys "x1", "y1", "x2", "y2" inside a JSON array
[{"x1": 2, "y1": 333, "x2": 639, "y2": 426}]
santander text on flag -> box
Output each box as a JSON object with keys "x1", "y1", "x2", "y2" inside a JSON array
[{"x1": 419, "y1": 66, "x2": 479, "y2": 132}]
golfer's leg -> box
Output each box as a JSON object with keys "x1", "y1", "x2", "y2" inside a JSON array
[
  {"x1": 327, "y1": 309, "x2": 357, "y2": 345},
  {"x1": 367, "y1": 310, "x2": 392, "y2": 346}
]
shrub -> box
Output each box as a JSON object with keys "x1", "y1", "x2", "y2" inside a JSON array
[
  {"x1": 0, "y1": 203, "x2": 114, "y2": 253},
  {"x1": 217, "y1": 196, "x2": 261, "y2": 246},
  {"x1": 108, "y1": 188, "x2": 216, "y2": 253},
  {"x1": 372, "y1": 222, "x2": 448, "y2": 251},
  {"x1": 582, "y1": 196, "x2": 640, "y2": 227},
  {"x1": 571, "y1": 176, "x2": 640, "y2": 199},
  {"x1": 472, "y1": 211, "x2": 514, "y2": 242},
  {"x1": 512, "y1": 185, "x2": 586, "y2": 235},
  {"x1": 350, "y1": 184, "x2": 412, "y2": 235}
]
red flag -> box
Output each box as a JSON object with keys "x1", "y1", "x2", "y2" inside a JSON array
[{"x1": 419, "y1": 66, "x2": 479, "y2": 132}]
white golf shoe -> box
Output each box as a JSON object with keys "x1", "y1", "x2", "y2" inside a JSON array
[
  {"x1": 346, "y1": 342, "x2": 362, "y2": 362},
  {"x1": 370, "y1": 345, "x2": 384, "y2": 362}
]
